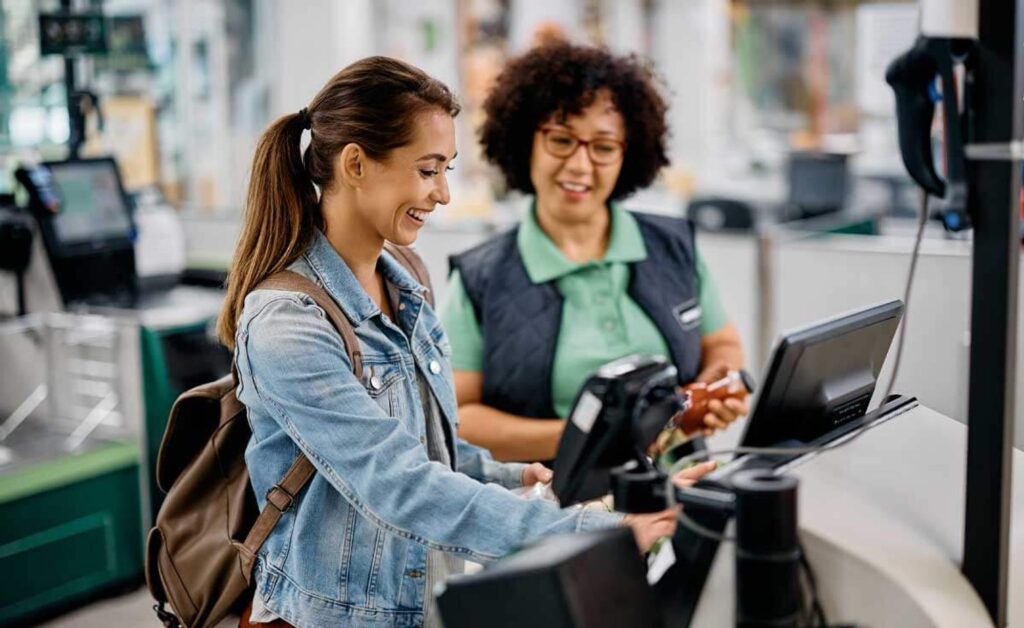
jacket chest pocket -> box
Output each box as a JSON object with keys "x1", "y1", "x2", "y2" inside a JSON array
[{"x1": 363, "y1": 363, "x2": 405, "y2": 417}]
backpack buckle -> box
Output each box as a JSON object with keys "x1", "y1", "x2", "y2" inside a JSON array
[{"x1": 266, "y1": 485, "x2": 295, "y2": 512}]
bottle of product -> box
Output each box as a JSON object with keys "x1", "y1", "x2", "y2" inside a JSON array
[
  {"x1": 653, "y1": 369, "x2": 754, "y2": 461},
  {"x1": 674, "y1": 369, "x2": 755, "y2": 435}
]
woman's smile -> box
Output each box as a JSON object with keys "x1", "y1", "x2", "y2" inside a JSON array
[
  {"x1": 557, "y1": 180, "x2": 593, "y2": 201},
  {"x1": 405, "y1": 207, "x2": 431, "y2": 225}
]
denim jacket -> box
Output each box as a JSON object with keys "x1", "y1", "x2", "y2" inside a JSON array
[{"x1": 235, "y1": 231, "x2": 621, "y2": 627}]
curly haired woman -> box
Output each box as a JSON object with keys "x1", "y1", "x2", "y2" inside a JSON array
[{"x1": 441, "y1": 43, "x2": 749, "y2": 463}]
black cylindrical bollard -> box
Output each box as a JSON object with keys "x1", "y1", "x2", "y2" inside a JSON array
[{"x1": 732, "y1": 469, "x2": 801, "y2": 628}]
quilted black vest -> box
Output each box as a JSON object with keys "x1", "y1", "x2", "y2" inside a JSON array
[{"x1": 449, "y1": 211, "x2": 703, "y2": 419}]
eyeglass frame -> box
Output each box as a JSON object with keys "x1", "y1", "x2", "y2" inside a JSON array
[{"x1": 538, "y1": 125, "x2": 627, "y2": 165}]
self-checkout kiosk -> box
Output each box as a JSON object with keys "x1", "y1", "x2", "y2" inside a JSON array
[
  {"x1": 13, "y1": 156, "x2": 230, "y2": 500},
  {"x1": 0, "y1": 155, "x2": 229, "y2": 624}
]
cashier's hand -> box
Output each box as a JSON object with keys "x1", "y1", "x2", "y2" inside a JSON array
[
  {"x1": 622, "y1": 508, "x2": 680, "y2": 553},
  {"x1": 694, "y1": 363, "x2": 749, "y2": 436},
  {"x1": 521, "y1": 462, "x2": 553, "y2": 487}
]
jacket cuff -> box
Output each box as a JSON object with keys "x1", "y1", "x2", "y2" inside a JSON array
[
  {"x1": 488, "y1": 461, "x2": 529, "y2": 489},
  {"x1": 575, "y1": 508, "x2": 626, "y2": 532}
]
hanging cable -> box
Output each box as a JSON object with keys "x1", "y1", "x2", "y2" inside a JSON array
[{"x1": 880, "y1": 187, "x2": 931, "y2": 404}]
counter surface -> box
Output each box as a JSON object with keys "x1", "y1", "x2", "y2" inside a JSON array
[{"x1": 692, "y1": 402, "x2": 1022, "y2": 627}]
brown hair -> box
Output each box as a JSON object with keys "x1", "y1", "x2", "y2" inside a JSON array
[{"x1": 217, "y1": 56, "x2": 460, "y2": 348}]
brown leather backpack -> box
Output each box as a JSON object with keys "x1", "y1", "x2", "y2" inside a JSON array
[{"x1": 145, "y1": 244, "x2": 433, "y2": 628}]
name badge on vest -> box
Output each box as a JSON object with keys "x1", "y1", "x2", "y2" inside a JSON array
[{"x1": 673, "y1": 298, "x2": 702, "y2": 332}]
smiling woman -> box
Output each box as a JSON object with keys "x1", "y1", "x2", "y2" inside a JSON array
[
  {"x1": 218, "y1": 57, "x2": 461, "y2": 346},
  {"x1": 204, "y1": 55, "x2": 677, "y2": 628},
  {"x1": 321, "y1": 107, "x2": 456, "y2": 281},
  {"x1": 442, "y1": 43, "x2": 748, "y2": 464}
]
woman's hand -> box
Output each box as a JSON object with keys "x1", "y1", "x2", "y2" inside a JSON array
[
  {"x1": 622, "y1": 508, "x2": 680, "y2": 552},
  {"x1": 621, "y1": 462, "x2": 716, "y2": 552},
  {"x1": 694, "y1": 363, "x2": 749, "y2": 436},
  {"x1": 521, "y1": 462, "x2": 554, "y2": 486},
  {"x1": 672, "y1": 460, "x2": 717, "y2": 488}
]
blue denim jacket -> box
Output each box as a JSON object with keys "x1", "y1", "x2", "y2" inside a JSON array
[{"x1": 235, "y1": 231, "x2": 621, "y2": 627}]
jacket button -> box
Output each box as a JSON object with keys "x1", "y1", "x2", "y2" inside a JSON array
[
  {"x1": 365, "y1": 367, "x2": 380, "y2": 390},
  {"x1": 429, "y1": 360, "x2": 441, "y2": 374},
  {"x1": 408, "y1": 570, "x2": 423, "y2": 578}
]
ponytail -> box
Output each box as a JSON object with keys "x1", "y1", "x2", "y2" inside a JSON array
[
  {"x1": 217, "y1": 111, "x2": 318, "y2": 348},
  {"x1": 217, "y1": 56, "x2": 460, "y2": 349}
]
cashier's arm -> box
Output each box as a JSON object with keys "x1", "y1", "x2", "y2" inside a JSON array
[
  {"x1": 453, "y1": 371, "x2": 565, "y2": 463},
  {"x1": 697, "y1": 323, "x2": 745, "y2": 380},
  {"x1": 694, "y1": 323, "x2": 749, "y2": 431},
  {"x1": 455, "y1": 323, "x2": 747, "y2": 462}
]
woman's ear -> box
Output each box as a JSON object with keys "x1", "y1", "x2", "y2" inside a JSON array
[{"x1": 336, "y1": 143, "x2": 366, "y2": 187}]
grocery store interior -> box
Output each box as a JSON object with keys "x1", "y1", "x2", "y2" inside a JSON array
[{"x1": 0, "y1": 1, "x2": 1021, "y2": 627}]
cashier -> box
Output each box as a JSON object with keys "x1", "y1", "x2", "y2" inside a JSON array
[{"x1": 440, "y1": 42, "x2": 749, "y2": 462}]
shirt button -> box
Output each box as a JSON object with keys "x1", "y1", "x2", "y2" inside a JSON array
[
  {"x1": 603, "y1": 321, "x2": 615, "y2": 332},
  {"x1": 429, "y1": 360, "x2": 441, "y2": 374},
  {"x1": 419, "y1": 436, "x2": 426, "y2": 445}
]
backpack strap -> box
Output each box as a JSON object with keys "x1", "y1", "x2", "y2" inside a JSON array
[
  {"x1": 242, "y1": 450, "x2": 315, "y2": 558},
  {"x1": 384, "y1": 242, "x2": 434, "y2": 307},
  {"x1": 237, "y1": 270, "x2": 363, "y2": 574},
  {"x1": 254, "y1": 270, "x2": 363, "y2": 379}
]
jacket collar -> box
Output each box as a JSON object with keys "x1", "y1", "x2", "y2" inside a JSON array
[{"x1": 302, "y1": 230, "x2": 426, "y2": 325}]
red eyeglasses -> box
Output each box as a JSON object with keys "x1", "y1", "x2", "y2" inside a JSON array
[{"x1": 539, "y1": 126, "x2": 626, "y2": 165}]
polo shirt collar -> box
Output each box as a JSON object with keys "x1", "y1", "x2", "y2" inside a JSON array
[{"x1": 517, "y1": 201, "x2": 647, "y2": 284}]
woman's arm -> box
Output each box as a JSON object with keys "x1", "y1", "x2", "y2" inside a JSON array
[
  {"x1": 441, "y1": 273, "x2": 564, "y2": 461},
  {"x1": 697, "y1": 322, "x2": 745, "y2": 381},
  {"x1": 239, "y1": 295, "x2": 620, "y2": 562},
  {"x1": 453, "y1": 324, "x2": 748, "y2": 459},
  {"x1": 694, "y1": 322, "x2": 748, "y2": 431},
  {"x1": 454, "y1": 370, "x2": 566, "y2": 462},
  {"x1": 439, "y1": 274, "x2": 562, "y2": 461}
]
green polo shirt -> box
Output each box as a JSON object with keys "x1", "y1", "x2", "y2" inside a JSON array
[{"x1": 440, "y1": 204, "x2": 728, "y2": 418}]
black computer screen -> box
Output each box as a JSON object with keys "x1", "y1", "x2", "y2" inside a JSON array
[
  {"x1": 740, "y1": 300, "x2": 903, "y2": 448},
  {"x1": 788, "y1": 152, "x2": 849, "y2": 217},
  {"x1": 27, "y1": 158, "x2": 138, "y2": 306},
  {"x1": 46, "y1": 159, "x2": 133, "y2": 245}
]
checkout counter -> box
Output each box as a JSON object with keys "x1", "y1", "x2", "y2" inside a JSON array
[
  {"x1": 436, "y1": 301, "x2": 1023, "y2": 627},
  {"x1": 693, "y1": 401, "x2": 1024, "y2": 627},
  {"x1": 0, "y1": 157, "x2": 227, "y2": 625}
]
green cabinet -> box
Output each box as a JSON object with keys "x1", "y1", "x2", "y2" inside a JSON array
[{"x1": 0, "y1": 443, "x2": 142, "y2": 625}]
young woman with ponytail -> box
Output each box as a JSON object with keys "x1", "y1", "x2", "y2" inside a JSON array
[{"x1": 220, "y1": 57, "x2": 696, "y2": 628}]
